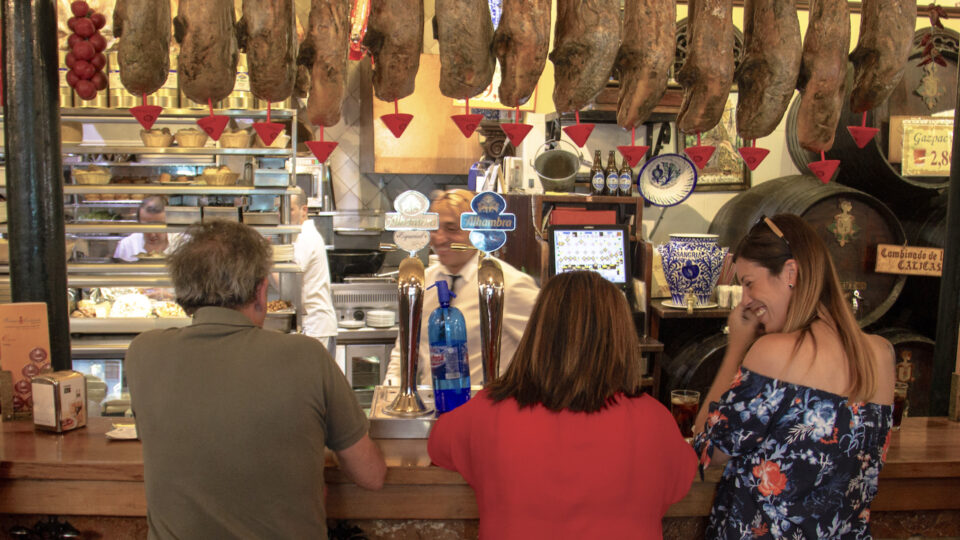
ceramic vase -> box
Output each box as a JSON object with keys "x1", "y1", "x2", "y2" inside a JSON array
[{"x1": 658, "y1": 234, "x2": 728, "y2": 307}]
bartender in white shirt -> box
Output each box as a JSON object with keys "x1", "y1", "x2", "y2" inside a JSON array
[
  {"x1": 383, "y1": 189, "x2": 540, "y2": 387},
  {"x1": 290, "y1": 187, "x2": 339, "y2": 355},
  {"x1": 113, "y1": 195, "x2": 182, "y2": 262}
]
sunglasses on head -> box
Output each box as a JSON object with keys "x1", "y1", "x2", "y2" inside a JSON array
[{"x1": 757, "y1": 214, "x2": 792, "y2": 256}]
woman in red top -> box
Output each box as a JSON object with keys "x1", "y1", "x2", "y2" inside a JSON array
[{"x1": 428, "y1": 271, "x2": 697, "y2": 539}]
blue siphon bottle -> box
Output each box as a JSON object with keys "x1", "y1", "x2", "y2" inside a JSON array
[{"x1": 428, "y1": 280, "x2": 471, "y2": 415}]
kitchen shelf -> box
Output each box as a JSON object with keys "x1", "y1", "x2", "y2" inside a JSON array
[
  {"x1": 70, "y1": 317, "x2": 192, "y2": 334},
  {"x1": 63, "y1": 144, "x2": 293, "y2": 157},
  {"x1": 59, "y1": 107, "x2": 296, "y2": 120},
  {"x1": 71, "y1": 339, "x2": 134, "y2": 357},
  {"x1": 65, "y1": 262, "x2": 301, "y2": 274},
  {"x1": 1, "y1": 224, "x2": 302, "y2": 234},
  {"x1": 64, "y1": 185, "x2": 297, "y2": 195}
]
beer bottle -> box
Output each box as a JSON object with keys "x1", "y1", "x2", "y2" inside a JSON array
[
  {"x1": 605, "y1": 151, "x2": 619, "y2": 196},
  {"x1": 590, "y1": 150, "x2": 605, "y2": 196},
  {"x1": 618, "y1": 159, "x2": 633, "y2": 197}
]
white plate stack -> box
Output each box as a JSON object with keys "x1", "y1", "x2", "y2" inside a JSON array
[
  {"x1": 366, "y1": 310, "x2": 396, "y2": 328},
  {"x1": 271, "y1": 244, "x2": 295, "y2": 262}
]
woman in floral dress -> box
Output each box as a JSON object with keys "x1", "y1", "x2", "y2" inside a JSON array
[{"x1": 694, "y1": 214, "x2": 896, "y2": 539}]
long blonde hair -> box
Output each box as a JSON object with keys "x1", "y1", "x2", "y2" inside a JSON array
[{"x1": 734, "y1": 214, "x2": 877, "y2": 401}]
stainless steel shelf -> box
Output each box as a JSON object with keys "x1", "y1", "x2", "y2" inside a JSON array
[
  {"x1": 66, "y1": 262, "x2": 301, "y2": 274},
  {"x1": 63, "y1": 144, "x2": 293, "y2": 157},
  {"x1": 7, "y1": 224, "x2": 302, "y2": 234},
  {"x1": 59, "y1": 107, "x2": 296, "y2": 120},
  {"x1": 71, "y1": 340, "x2": 133, "y2": 357},
  {"x1": 71, "y1": 317, "x2": 192, "y2": 334},
  {"x1": 64, "y1": 185, "x2": 296, "y2": 195}
]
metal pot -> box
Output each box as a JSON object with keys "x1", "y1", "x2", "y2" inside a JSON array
[{"x1": 328, "y1": 250, "x2": 387, "y2": 282}]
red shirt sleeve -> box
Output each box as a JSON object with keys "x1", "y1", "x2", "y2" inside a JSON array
[{"x1": 427, "y1": 395, "x2": 482, "y2": 484}]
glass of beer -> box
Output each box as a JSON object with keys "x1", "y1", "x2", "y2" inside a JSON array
[
  {"x1": 892, "y1": 381, "x2": 908, "y2": 431},
  {"x1": 671, "y1": 389, "x2": 701, "y2": 439}
]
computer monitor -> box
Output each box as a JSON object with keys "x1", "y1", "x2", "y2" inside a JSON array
[{"x1": 548, "y1": 224, "x2": 632, "y2": 289}]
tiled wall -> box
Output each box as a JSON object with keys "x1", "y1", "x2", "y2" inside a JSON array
[{"x1": 317, "y1": 63, "x2": 468, "y2": 212}]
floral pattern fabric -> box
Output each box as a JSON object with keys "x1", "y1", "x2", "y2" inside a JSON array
[{"x1": 694, "y1": 368, "x2": 892, "y2": 540}]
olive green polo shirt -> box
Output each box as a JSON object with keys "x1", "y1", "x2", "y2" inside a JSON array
[{"x1": 127, "y1": 306, "x2": 368, "y2": 539}]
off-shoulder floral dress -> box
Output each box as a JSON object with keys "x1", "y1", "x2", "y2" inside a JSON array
[{"x1": 694, "y1": 367, "x2": 893, "y2": 540}]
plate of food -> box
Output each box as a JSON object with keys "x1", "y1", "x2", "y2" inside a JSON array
[{"x1": 637, "y1": 153, "x2": 698, "y2": 207}]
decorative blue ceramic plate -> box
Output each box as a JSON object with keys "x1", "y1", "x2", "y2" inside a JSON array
[{"x1": 637, "y1": 153, "x2": 698, "y2": 207}]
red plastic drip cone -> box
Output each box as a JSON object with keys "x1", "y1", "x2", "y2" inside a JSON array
[
  {"x1": 501, "y1": 123, "x2": 533, "y2": 147},
  {"x1": 684, "y1": 145, "x2": 716, "y2": 169},
  {"x1": 197, "y1": 115, "x2": 229, "y2": 141},
  {"x1": 381, "y1": 113, "x2": 413, "y2": 138},
  {"x1": 253, "y1": 122, "x2": 285, "y2": 146},
  {"x1": 451, "y1": 113, "x2": 483, "y2": 137},
  {"x1": 808, "y1": 159, "x2": 840, "y2": 183},
  {"x1": 847, "y1": 126, "x2": 880, "y2": 149},
  {"x1": 131, "y1": 105, "x2": 162, "y2": 130},
  {"x1": 306, "y1": 140, "x2": 338, "y2": 163},
  {"x1": 617, "y1": 145, "x2": 650, "y2": 168},
  {"x1": 738, "y1": 146, "x2": 770, "y2": 171},
  {"x1": 563, "y1": 123, "x2": 595, "y2": 147}
]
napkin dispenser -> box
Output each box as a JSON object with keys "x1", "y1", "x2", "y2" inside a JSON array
[{"x1": 32, "y1": 370, "x2": 87, "y2": 433}]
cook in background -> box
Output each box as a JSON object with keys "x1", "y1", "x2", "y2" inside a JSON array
[
  {"x1": 290, "y1": 187, "x2": 338, "y2": 355},
  {"x1": 383, "y1": 189, "x2": 540, "y2": 387},
  {"x1": 428, "y1": 271, "x2": 696, "y2": 538},
  {"x1": 693, "y1": 214, "x2": 895, "y2": 539},
  {"x1": 126, "y1": 221, "x2": 385, "y2": 539},
  {"x1": 112, "y1": 195, "x2": 182, "y2": 262}
]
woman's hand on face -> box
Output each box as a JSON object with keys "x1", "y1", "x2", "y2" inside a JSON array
[{"x1": 727, "y1": 301, "x2": 761, "y2": 352}]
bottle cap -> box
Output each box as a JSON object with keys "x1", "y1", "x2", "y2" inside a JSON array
[{"x1": 428, "y1": 280, "x2": 456, "y2": 307}]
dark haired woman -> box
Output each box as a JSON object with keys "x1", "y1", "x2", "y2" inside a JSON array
[
  {"x1": 428, "y1": 271, "x2": 696, "y2": 539},
  {"x1": 694, "y1": 214, "x2": 896, "y2": 538}
]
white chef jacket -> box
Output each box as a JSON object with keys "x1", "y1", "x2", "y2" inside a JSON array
[
  {"x1": 293, "y1": 219, "x2": 338, "y2": 338},
  {"x1": 384, "y1": 252, "x2": 540, "y2": 387},
  {"x1": 113, "y1": 233, "x2": 183, "y2": 262}
]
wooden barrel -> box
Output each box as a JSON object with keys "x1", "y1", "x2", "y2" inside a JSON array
[
  {"x1": 875, "y1": 191, "x2": 946, "y2": 335},
  {"x1": 708, "y1": 175, "x2": 907, "y2": 327},
  {"x1": 786, "y1": 28, "x2": 956, "y2": 212},
  {"x1": 874, "y1": 327, "x2": 934, "y2": 416},
  {"x1": 660, "y1": 332, "x2": 727, "y2": 401}
]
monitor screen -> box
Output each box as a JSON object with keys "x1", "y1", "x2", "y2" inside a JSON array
[{"x1": 549, "y1": 225, "x2": 630, "y2": 285}]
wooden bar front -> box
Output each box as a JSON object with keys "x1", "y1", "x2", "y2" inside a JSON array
[{"x1": 2, "y1": 416, "x2": 960, "y2": 537}]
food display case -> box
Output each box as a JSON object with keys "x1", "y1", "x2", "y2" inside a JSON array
[{"x1": 0, "y1": 108, "x2": 306, "y2": 414}]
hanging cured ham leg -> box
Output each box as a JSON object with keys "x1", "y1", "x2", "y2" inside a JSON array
[
  {"x1": 364, "y1": 0, "x2": 423, "y2": 102},
  {"x1": 237, "y1": 0, "x2": 297, "y2": 103},
  {"x1": 114, "y1": 0, "x2": 170, "y2": 96},
  {"x1": 493, "y1": 0, "x2": 550, "y2": 107},
  {"x1": 676, "y1": 0, "x2": 734, "y2": 134},
  {"x1": 303, "y1": 0, "x2": 350, "y2": 127},
  {"x1": 735, "y1": 0, "x2": 802, "y2": 140},
  {"x1": 795, "y1": 0, "x2": 850, "y2": 152},
  {"x1": 174, "y1": 0, "x2": 237, "y2": 104},
  {"x1": 849, "y1": 0, "x2": 917, "y2": 113},
  {"x1": 550, "y1": 0, "x2": 620, "y2": 112},
  {"x1": 615, "y1": 0, "x2": 675, "y2": 129},
  {"x1": 436, "y1": 0, "x2": 495, "y2": 98}
]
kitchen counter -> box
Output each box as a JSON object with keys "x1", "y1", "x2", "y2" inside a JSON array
[
  {"x1": 2, "y1": 416, "x2": 959, "y2": 536},
  {"x1": 336, "y1": 325, "x2": 398, "y2": 343}
]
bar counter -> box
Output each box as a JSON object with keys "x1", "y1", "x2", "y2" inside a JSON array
[{"x1": 2, "y1": 416, "x2": 959, "y2": 537}]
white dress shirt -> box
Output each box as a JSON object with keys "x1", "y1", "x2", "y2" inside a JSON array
[
  {"x1": 113, "y1": 233, "x2": 183, "y2": 262},
  {"x1": 293, "y1": 219, "x2": 338, "y2": 338},
  {"x1": 384, "y1": 252, "x2": 540, "y2": 387}
]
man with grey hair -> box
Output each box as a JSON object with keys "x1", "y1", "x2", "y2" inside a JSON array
[
  {"x1": 126, "y1": 220, "x2": 385, "y2": 539},
  {"x1": 289, "y1": 186, "x2": 338, "y2": 354},
  {"x1": 113, "y1": 195, "x2": 181, "y2": 262}
]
